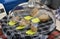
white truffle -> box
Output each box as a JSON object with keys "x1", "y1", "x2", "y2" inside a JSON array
[{"x1": 39, "y1": 14, "x2": 50, "y2": 22}]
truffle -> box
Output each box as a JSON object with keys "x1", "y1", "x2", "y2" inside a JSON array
[
  {"x1": 30, "y1": 8, "x2": 39, "y2": 17},
  {"x1": 31, "y1": 25, "x2": 37, "y2": 32},
  {"x1": 39, "y1": 14, "x2": 50, "y2": 22}
]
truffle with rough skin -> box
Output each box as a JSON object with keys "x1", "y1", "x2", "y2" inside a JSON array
[
  {"x1": 11, "y1": 16, "x2": 20, "y2": 22},
  {"x1": 30, "y1": 8, "x2": 39, "y2": 17},
  {"x1": 19, "y1": 19, "x2": 30, "y2": 26},
  {"x1": 31, "y1": 25, "x2": 37, "y2": 32},
  {"x1": 39, "y1": 14, "x2": 50, "y2": 22}
]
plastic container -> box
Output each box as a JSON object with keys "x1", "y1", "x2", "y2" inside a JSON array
[
  {"x1": 1, "y1": 0, "x2": 55, "y2": 39},
  {"x1": 9, "y1": 2, "x2": 55, "y2": 34}
]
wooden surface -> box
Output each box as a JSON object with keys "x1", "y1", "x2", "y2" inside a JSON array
[
  {"x1": 52, "y1": 10, "x2": 60, "y2": 31},
  {"x1": 56, "y1": 19, "x2": 60, "y2": 31}
]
